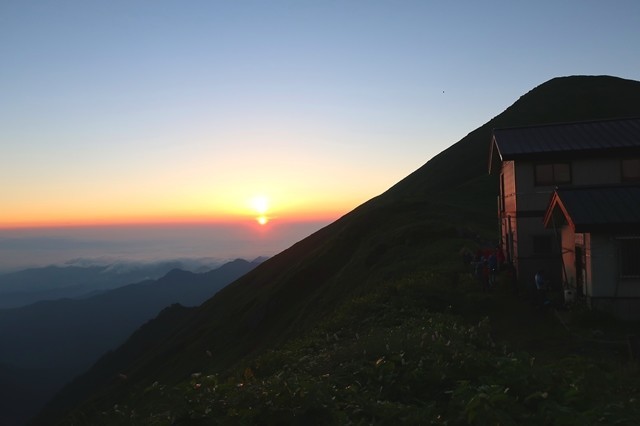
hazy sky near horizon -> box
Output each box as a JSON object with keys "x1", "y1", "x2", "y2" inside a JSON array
[
  {"x1": 0, "y1": 221, "x2": 327, "y2": 272},
  {"x1": 2, "y1": 1, "x2": 640, "y2": 267}
]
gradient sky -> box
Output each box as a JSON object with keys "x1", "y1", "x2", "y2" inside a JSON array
[{"x1": 2, "y1": 0, "x2": 640, "y2": 229}]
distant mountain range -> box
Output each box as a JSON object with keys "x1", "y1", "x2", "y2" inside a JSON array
[
  {"x1": 0, "y1": 259, "x2": 229, "y2": 309},
  {"x1": 0, "y1": 258, "x2": 262, "y2": 426},
  {"x1": 34, "y1": 75, "x2": 640, "y2": 425}
]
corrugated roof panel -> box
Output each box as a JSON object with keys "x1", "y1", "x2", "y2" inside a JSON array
[
  {"x1": 554, "y1": 185, "x2": 640, "y2": 231},
  {"x1": 493, "y1": 117, "x2": 640, "y2": 159}
]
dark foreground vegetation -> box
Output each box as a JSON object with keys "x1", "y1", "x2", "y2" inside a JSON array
[
  {"x1": 65, "y1": 245, "x2": 640, "y2": 425},
  {"x1": 53, "y1": 214, "x2": 640, "y2": 425},
  {"x1": 39, "y1": 75, "x2": 640, "y2": 425}
]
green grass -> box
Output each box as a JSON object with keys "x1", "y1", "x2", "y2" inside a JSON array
[{"x1": 69, "y1": 261, "x2": 640, "y2": 425}]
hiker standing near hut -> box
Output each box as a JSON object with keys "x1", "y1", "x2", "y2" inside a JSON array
[
  {"x1": 534, "y1": 269, "x2": 549, "y2": 308},
  {"x1": 488, "y1": 250, "x2": 498, "y2": 288},
  {"x1": 496, "y1": 245, "x2": 505, "y2": 270},
  {"x1": 506, "y1": 261, "x2": 518, "y2": 294},
  {"x1": 474, "y1": 257, "x2": 490, "y2": 292}
]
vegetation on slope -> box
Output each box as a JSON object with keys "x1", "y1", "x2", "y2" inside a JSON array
[{"x1": 67, "y1": 254, "x2": 640, "y2": 425}]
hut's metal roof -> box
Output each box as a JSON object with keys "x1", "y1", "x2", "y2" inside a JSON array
[
  {"x1": 543, "y1": 185, "x2": 640, "y2": 233},
  {"x1": 491, "y1": 117, "x2": 640, "y2": 163}
]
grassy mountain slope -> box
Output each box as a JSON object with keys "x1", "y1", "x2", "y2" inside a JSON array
[{"x1": 40, "y1": 75, "x2": 640, "y2": 425}]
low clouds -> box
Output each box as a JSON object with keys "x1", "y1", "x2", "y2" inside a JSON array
[{"x1": 0, "y1": 222, "x2": 327, "y2": 272}]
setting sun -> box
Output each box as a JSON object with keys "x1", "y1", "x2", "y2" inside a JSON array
[
  {"x1": 251, "y1": 196, "x2": 269, "y2": 215},
  {"x1": 251, "y1": 195, "x2": 270, "y2": 225}
]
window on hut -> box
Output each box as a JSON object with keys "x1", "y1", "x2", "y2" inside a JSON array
[
  {"x1": 619, "y1": 237, "x2": 640, "y2": 278},
  {"x1": 534, "y1": 162, "x2": 571, "y2": 186}
]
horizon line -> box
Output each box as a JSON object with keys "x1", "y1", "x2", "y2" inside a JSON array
[{"x1": 0, "y1": 216, "x2": 340, "y2": 230}]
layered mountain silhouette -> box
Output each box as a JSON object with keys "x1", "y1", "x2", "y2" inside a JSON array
[
  {"x1": 35, "y1": 75, "x2": 640, "y2": 425},
  {"x1": 0, "y1": 258, "x2": 261, "y2": 426},
  {"x1": 0, "y1": 261, "x2": 221, "y2": 309}
]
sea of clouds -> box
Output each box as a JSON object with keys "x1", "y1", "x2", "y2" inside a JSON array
[{"x1": 0, "y1": 221, "x2": 328, "y2": 273}]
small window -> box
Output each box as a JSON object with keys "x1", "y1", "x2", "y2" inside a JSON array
[
  {"x1": 533, "y1": 235, "x2": 553, "y2": 255},
  {"x1": 622, "y1": 158, "x2": 640, "y2": 182},
  {"x1": 619, "y1": 238, "x2": 640, "y2": 277},
  {"x1": 535, "y1": 163, "x2": 571, "y2": 186}
]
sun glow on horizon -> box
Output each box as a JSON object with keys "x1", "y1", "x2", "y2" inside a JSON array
[
  {"x1": 251, "y1": 195, "x2": 269, "y2": 214},
  {"x1": 0, "y1": 184, "x2": 362, "y2": 229},
  {"x1": 250, "y1": 195, "x2": 271, "y2": 225}
]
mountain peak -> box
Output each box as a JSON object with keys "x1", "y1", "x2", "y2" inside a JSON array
[{"x1": 383, "y1": 75, "x2": 640, "y2": 201}]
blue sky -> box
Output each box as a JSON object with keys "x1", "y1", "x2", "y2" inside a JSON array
[{"x1": 1, "y1": 1, "x2": 639, "y2": 265}]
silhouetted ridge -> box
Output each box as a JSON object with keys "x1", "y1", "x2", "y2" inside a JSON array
[{"x1": 162, "y1": 268, "x2": 192, "y2": 280}]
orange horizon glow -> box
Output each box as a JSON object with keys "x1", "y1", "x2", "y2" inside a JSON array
[
  {"x1": 0, "y1": 208, "x2": 346, "y2": 230},
  {"x1": 0, "y1": 187, "x2": 370, "y2": 230},
  {"x1": 0, "y1": 215, "x2": 341, "y2": 230}
]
